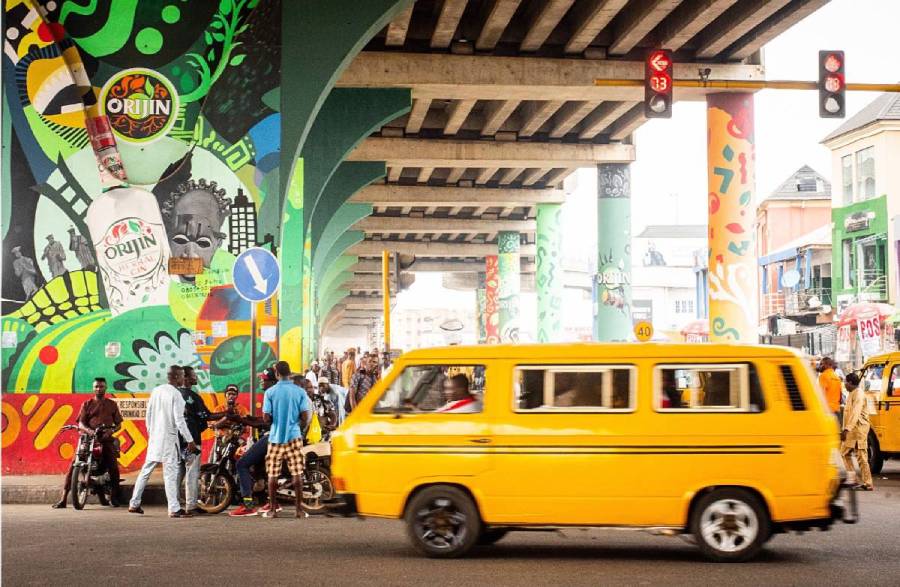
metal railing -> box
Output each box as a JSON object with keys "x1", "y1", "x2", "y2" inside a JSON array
[
  {"x1": 858, "y1": 270, "x2": 888, "y2": 301},
  {"x1": 762, "y1": 287, "x2": 832, "y2": 317}
]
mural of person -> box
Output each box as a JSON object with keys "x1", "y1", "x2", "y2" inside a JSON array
[
  {"x1": 67, "y1": 227, "x2": 96, "y2": 271},
  {"x1": 161, "y1": 179, "x2": 231, "y2": 282},
  {"x1": 42, "y1": 234, "x2": 67, "y2": 277},
  {"x1": 12, "y1": 246, "x2": 39, "y2": 298}
]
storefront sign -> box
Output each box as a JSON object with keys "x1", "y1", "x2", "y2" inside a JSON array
[
  {"x1": 857, "y1": 316, "x2": 882, "y2": 358},
  {"x1": 844, "y1": 211, "x2": 875, "y2": 233}
]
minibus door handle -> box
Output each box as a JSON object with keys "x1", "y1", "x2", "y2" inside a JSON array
[{"x1": 468, "y1": 438, "x2": 492, "y2": 444}]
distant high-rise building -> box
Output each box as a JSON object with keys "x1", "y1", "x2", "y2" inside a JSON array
[{"x1": 228, "y1": 189, "x2": 256, "y2": 255}]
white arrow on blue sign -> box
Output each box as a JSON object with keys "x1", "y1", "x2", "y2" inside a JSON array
[{"x1": 232, "y1": 247, "x2": 280, "y2": 302}]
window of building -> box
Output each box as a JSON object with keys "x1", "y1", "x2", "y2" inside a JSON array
[
  {"x1": 856, "y1": 146, "x2": 875, "y2": 200},
  {"x1": 843, "y1": 240, "x2": 855, "y2": 288},
  {"x1": 514, "y1": 365, "x2": 635, "y2": 411},
  {"x1": 675, "y1": 300, "x2": 694, "y2": 314},
  {"x1": 374, "y1": 364, "x2": 485, "y2": 414},
  {"x1": 655, "y1": 364, "x2": 765, "y2": 412},
  {"x1": 841, "y1": 154, "x2": 853, "y2": 204}
]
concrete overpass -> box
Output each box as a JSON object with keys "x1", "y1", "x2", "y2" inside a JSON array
[{"x1": 280, "y1": 0, "x2": 830, "y2": 355}]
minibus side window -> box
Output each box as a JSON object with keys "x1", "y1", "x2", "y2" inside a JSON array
[
  {"x1": 863, "y1": 363, "x2": 885, "y2": 393},
  {"x1": 514, "y1": 366, "x2": 635, "y2": 412},
  {"x1": 887, "y1": 365, "x2": 900, "y2": 397},
  {"x1": 655, "y1": 363, "x2": 765, "y2": 412},
  {"x1": 373, "y1": 364, "x2": 485, "y2": 414}
]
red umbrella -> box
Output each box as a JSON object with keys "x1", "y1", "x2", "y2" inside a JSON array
[
  {"x1": 836, "y1": 302, "x2": 896, "y2": 327},
  {"x1": 681, "y1": 319, "x2": 709, "y2": 336}
]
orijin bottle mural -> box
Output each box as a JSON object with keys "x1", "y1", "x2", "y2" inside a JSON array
[{"x1": 86, "y1": 186, "x2": 172, "y2": 315}]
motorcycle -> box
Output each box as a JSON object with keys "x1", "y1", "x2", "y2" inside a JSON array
[
  {"x1": 197, "y1": 426, "x2": 335, "y2": 514},
  {"x1": 61, "y1": 424, "x2": 118, "y2": 509}
]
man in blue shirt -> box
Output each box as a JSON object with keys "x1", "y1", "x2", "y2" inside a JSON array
[{"x1": 263, "y1": 360, "x2": 312, "y2": 518}]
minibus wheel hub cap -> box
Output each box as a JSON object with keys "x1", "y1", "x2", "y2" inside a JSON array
[
  {"x1": 700, "y1": 499, "x2": 758, "y2": 553},
  {"x1": 415, "y1": 498, "x2": 467, "y2": 549}
]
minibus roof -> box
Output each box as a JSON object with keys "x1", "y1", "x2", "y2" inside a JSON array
[{"x1": 398, "y1": 342, "x2": 803, "y2": 362}]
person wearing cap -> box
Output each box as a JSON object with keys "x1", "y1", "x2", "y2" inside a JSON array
[
  {"x1": 11, "y1": 246, "x2": 39, "y2": 297},
  {"x1": 210, "y1": 384, "x2": 250, "y2": 448},
  {"x1": 305, "y1": 362, "x2": 320, "y2": 387}
]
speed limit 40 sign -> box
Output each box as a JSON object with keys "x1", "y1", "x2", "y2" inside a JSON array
[{"x1": 634, "y1": 321, "x2": 654, "y2": 342}]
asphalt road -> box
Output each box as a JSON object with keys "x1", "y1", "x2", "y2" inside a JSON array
[{"x1": 4, "y1": 463, "x2": 900, "y2": 587}]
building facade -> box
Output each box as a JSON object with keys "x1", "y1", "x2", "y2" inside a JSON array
[
  {"x1": 823, "y1": 92, "x2": 900, "y2": 311},
  {"x1": 756, "y1": 166, "x2": 833, "y2": 335}
]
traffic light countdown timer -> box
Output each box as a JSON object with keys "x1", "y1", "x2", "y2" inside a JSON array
[
  {"x1": 645, "y1": 49, "x2": 673, "y2": 119},
  {"x1": 819, "y1": 50, "x2": 845, "y2": 118}
]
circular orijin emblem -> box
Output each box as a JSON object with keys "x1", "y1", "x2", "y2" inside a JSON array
[{"x1": 100, "y1": 68, "x2": 179, "y2": 143}]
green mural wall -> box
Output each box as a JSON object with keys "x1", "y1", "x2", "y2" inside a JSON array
[
  {"x1": 2, "y1": 0, "x2": 284, "y2": 393},
  {"x1": 497, "y1": 231, "x2": 521, "y2": 343},
  {"x1": 536, "y1": 203, "x2": 563, "y2": 343}
]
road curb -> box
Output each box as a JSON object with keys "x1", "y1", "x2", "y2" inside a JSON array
[{"x1": 2, "y1": 483, "x2": 169, "y2": 506}]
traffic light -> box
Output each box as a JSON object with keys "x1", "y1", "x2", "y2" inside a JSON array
[
  {"x1": 645, "y1": 49, "x2": 673, "y2": 119},
  {"x1": 818, "y1": 50, "x2": 845, "y2": 118}
]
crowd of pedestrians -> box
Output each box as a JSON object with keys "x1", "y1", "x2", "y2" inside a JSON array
[{"x1": 53, "y1": 347, "x2": 385, "y2": 517}]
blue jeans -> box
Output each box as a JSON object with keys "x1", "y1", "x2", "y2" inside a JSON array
[{"x1": 236, "y1": 434, "x2": 268, "y2": 499}]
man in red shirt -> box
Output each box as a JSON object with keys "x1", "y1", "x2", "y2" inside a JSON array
[{"x1": 52, "y1": 378, "x2": 123, "y2": 508}]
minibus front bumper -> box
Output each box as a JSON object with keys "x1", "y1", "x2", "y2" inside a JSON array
[{"x1": 325, "y1": 493, "x2": 359, "y2": 517}]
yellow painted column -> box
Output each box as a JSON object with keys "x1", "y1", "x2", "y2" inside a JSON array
[{"x1": 706, "y1": 93, "x2": 758, "y2": 342}]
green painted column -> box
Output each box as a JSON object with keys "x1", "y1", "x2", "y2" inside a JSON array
[
  {"x1": 475, "y1": 272, "x2": 487, "y2": 344},
  {"x1": 319, "y1": 255, "x2": 358, "y2": 295},
  {"x1": 313, "y1": 204, "x2": 373, "y2": 278},
  {"x1": 536, "y1": 203, "x2": 563, "y2": 342},
  {"x1": 497, "y1": 231, "x2": 521, "y2": 343},
  {"x1": 279, "y1": 160, "x2": 304, "y2": 363},
  {"x1": 312, "y1": 162, "x2": 385, "y2": 252},
  {"x1": 594, "y1": 163, "x2": 632, "y2": 342}
]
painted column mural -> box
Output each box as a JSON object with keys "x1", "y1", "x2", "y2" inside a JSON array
[
  {"x1": 595, "y1": 163, "x2": 632, "y2": 341},
  {"x1": 2, "y1": 0, "x2": 285, "y2": 473},
  {"x1": 536, "y1": 203, "x2": 563, "y2": 342},
  {"x1": 475, "y1": 272, "x2": 487, "y2": 344},
  {"x1": 706, "y1": 93, "x2": 758, "y2": 342},
  {"x1": 484, "y1": 255, "x2": 500, "y2": 344},
  {"x1": 497, "y1": 231, "x2": 521, "y2": 343}
]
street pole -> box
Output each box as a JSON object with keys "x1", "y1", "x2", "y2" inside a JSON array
[
  {"x1": 382, "y1": 250, "x2": 391, "y2": 364},
  {"x1": 250, "y1": 300, "x2": 257, "y2": 417}
]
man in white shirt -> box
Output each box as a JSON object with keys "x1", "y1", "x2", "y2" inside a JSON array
[
  {"x1": 128, "y1": 365, "x2": 196, "y2": 517},
  {"x1": 437, "y1": 374, "x2": 482, "y2": 413}
]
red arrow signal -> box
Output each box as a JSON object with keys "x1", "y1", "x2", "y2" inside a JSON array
[{"x1": 648, "y1": 50, "x2": 671, "y2": 72}]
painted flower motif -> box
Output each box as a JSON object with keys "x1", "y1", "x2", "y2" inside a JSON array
[{"x1": 114, "y1": 329, "x2": 201, "y2": 392}]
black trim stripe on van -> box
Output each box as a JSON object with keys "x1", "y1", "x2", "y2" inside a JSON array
[
  {"x1": 779, "y1": 365, "x2": 807, "y2": 410},
  {"x1": 358, "y1": 444, "x2": 783, "y2": 455}
]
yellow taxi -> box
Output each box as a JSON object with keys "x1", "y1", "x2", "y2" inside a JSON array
[
  {"x1": 859, "y1": 353, "x2": 900, "y2": 472},
  {"x1": 331, "y1": 343, "x2": 856, "y2": 562}
]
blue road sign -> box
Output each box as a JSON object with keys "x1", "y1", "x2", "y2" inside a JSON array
[{"x1": 233, "y1": 247, "x2": 280, "y2": 302}]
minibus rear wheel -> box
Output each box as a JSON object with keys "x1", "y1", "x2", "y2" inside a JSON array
[
  {"x1": 405, "y1": 485, "x2": 481, "y2": 558},
  {"x1": 867, "y1": 434, "x2": 884, "y2": 475},
  {"x1": 690, "y1": 488, "x2": 770, "y2": 563}
]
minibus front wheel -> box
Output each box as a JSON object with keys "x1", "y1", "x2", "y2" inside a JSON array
[
  {"x1": 404, "y1": 485, "x2": 482, "y2": 558},
  {"x1": 690, "y1": 488, "x2": 771, "y2": 563},
  {"x1": 867, "y1": 434, "x2": 884, "y2": 475}
]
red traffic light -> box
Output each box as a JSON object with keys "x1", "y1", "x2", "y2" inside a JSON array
[
  {"x1": 823, "y1": 53, "x2": 843, "y2": 73},
  {"x1": 644, "y1": 48, "x2": 673, "y2": 119},
  {"x1": 824, "y1": 74, "x2": 844, "y2": 93},
  {"x1": 648, "y1": 50, "x2": 671, "y2": 73}
]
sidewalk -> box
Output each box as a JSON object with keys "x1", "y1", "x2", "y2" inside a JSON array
[{"x1": 2, "y1": 469, "x2": 168, "y2": 505}]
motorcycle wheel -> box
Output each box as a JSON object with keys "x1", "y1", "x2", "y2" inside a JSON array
[
  {"x1": 97, "y1": 486, "x2": 110, "y2": 506},
  {"x1": 198, "y1": 465, "x2": 235, "y2": 514},
  {"x1": 301, "y1": 467, "x2": 334, "y2": 513},
  {"x1": 70, "y1": 465, "x2": 90, "y2": 510}
]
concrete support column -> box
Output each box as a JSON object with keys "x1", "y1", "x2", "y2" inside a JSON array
[
  {"x1": 485, "y1": 256, "x2": 500, "y2": 344},
  {"x1": 594, "y1": 163, "x2": 632, "y2": 341},
  {"x1": 498, "y1": 231, "x2": 521, "y2": 343},
  {"x1": 706, "y1": 93, "x2": 758, "y2": 342},
  {"x1": 536, "y1": 203, "x2": 563, "y2": 342},
  {"x1": 475, "y1": 272, "x2": 487, "y2": 344}
]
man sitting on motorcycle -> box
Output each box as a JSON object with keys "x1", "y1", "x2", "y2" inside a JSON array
[
  {"x1": 210, "y1": 385, "x2": 250, "y2": 446},
  {"x1": 228, "y1": 377, "x2": 283, "y2": 517},
  {"x1": 53, "y1": 378, "x2": 123, "y2": 508}
]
